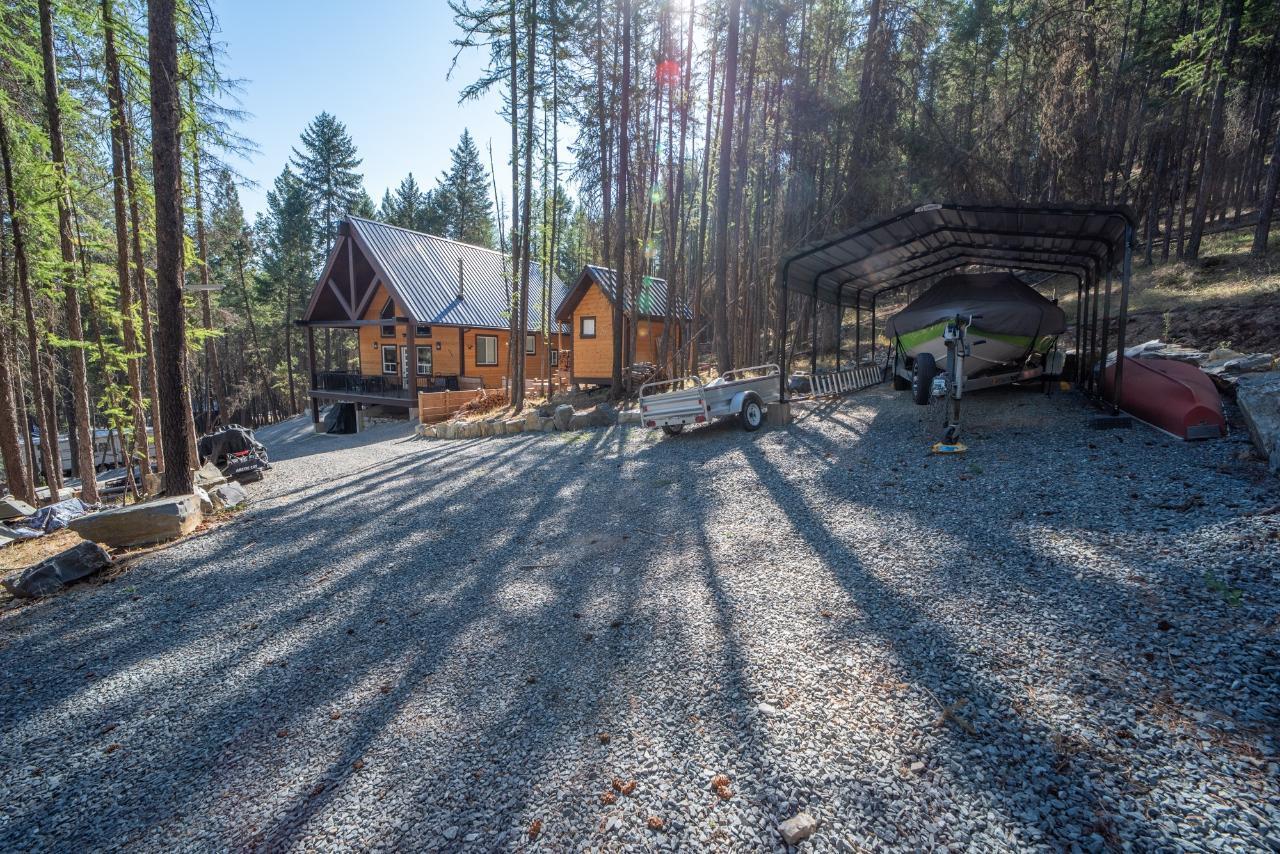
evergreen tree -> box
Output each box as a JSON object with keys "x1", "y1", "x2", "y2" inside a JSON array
[
  {"x1": 435, "y1": 129, "x2": 495, "y2": 247},
  {"x1": 382, "y1": 172, "x2": 428, "y2": 229},
  {"x1": 289, "y1": 112, "x2": 364, "y2": 255},
  {"x1": 259, "y1": 166, "x2": 314, "y2": 411}
]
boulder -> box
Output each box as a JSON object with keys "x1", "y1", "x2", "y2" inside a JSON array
[
  {"x1": 569, "y1": 404, "x2": 618, "y2": 431},
  {"x1": 1, "y1": 541, "x2": 112, "y2": 599},
  {"x1": 194, "y1": 485, "x2": 215, "y2": 514},
  {"x1": 553, "y1": 404, "x2": 575, "y2": 431},
  {"x1": 194, "y1": 461, "x2": 227, "y2": 489},
  {"x1": 0, "y1": 496, "x2": 37, "y2": 521},
  {"x1": 502, "y1": 418, "x2": 525, "y2": 435},
  {"x1": 617, "y1": 410, "x2": 641, "y2": 425},
  {"x1": 778, "y1": 813, "x2": 818, "y2": 845},
  {"x1": 1236, "y1": 370, "x2": 1280, "y2": 473},
  {"x1": 210, "y1": 481, "x2": 248, "y2": 510},
  {"x1": 524, "y1": 410, "x2": 546, "y2": 430},
  {"x1": 69, "y1": 495, "x2": 202, "y2": 549}
]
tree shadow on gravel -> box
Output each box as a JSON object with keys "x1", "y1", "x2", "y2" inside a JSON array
[{"x1": 735, "y1": 385, "x2": 1276, "y2": 849}]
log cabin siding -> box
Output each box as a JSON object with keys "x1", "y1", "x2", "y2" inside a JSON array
[{"x1": 353, "y1": 283, "x2": 560, "y2": 388}]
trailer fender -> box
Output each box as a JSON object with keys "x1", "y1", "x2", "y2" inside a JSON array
[{"x1": 730, "y1": 390, "x2": 749, "y2": 416}]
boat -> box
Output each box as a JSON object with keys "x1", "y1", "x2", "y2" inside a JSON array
[
  {"x1": 1101, "y1": 357, "x2": 1226, "y2": 440},
  {"x1": 886, "y1": 272, "x2": 1067, "y2": 383}
]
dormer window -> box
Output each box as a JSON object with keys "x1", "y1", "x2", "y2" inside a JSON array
[{"x1": 380, "y1": 298, "x2": 396, "y2": 337}]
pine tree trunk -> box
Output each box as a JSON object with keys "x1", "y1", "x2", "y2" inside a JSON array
[
  {"x1": 187, "y1": 90, "x2": 230, "y2": 430},
  {"x1": 0, "y1": 205, "x2": 33, "y2": 504},
  {"x1": 38, "y1": 0, "x2": 99, "y2": 503},
  {"x1": 712, "y1": 0, "x2": 742, "y2": 374},
  {"x1": 513, "y1": 0, "x2": 536, "y2": 411},
  {"x1": 102, "y1": 0, "x2": 152, "y2": 482},
  {"x1": 611, "y1": 0, "x2": 630, "y2": 396},
  {"x1": 1253, "y1": 115, "x2": 1280, "y2": 256},
  {"x1": 1187, "y1": 0, "x2": 1245, "y2": 259},
  {"x1": 147, "y1": 0, "x2": 193, "y2": 494}
]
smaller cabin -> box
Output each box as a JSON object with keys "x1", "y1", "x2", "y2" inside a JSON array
[{"x1": 555, "y1": 266, "x2": 691, "y2": 386}]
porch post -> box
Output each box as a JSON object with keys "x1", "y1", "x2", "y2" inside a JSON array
[
  {"x1": 404, "y1": 317, "x2": 418, "y2": 420},
  {"x1": 306, "y1": 324, "x2": 319, "y2": 425}
]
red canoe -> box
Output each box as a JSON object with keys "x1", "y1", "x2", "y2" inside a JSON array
[{"x1": 1102, "y1": 356, "x2": 1226, "y2": 440}]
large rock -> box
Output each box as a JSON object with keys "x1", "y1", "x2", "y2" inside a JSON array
[
  {"x1": 194, "y1": 461, "x2": 227, "y2": 489},
  {"x1": 2, "y1": 541, "x2": 112, "y2": 599},
  {"x1": 553, "y1": 404, "x2": 575, "y2": 431},
  {"x1": 69, "y1": 495, "x2": 202, "y2": 549},
  {"x1": 211, "y1": 481, "x2": 249, "y2": 510},
  {"x1": 778, "y1": 813, "x2": 818, "y2": 845},
  {"x1": 0, "y1": 496, "x2": 37, "y2": 521},
  {"x1": 501, "y1": 418, "x2": 525, "y2": 435},
  {"x1": 1236, "y1": 370, "x2": 1280, "y2": 473},
  {"x1": 569, "y1": 404, "x2": 618, "y2": 431},
  {"x1": 194, "y1": 485, "x2": 215, "y2": 514},
  {"x1": 617, "y1": 409, "x2": 641, "y2": 425}
]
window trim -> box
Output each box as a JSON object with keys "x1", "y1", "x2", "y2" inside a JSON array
[
  {"x1": 381, "y1": 344, "x2": 398, "y2": 375},
  {"x1": 415, "y1": 324, "x2": 432, "y2": 338},
  {"x1": 580, "y1": 315, "x2": 597, "y2": 338},
  {"x1": 416, "y1": 345, "x2": 432, "y2": 376},
  {"x1": 550, "y1": 348, "x2": 559, "y2": 367},
  {"x1": 525, "y1": 333, "x2": 537, "y2": 356},
  {"x1": 380, "y1": 298, "x2": 396, "y2": 338},
  {"x1": 474, "y1": 334, "x2": 499, "y2": 367}
]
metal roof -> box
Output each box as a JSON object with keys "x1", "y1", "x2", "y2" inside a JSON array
[
  {"x1": 779, "y1": 202, "x2": 1135, "y2": 307},
  {"x1": 555, "y1": 265, "x2": 691, "y2": 322},
  {"x1": 347, "y1": 216, "x2": 568, "y2": 332}
]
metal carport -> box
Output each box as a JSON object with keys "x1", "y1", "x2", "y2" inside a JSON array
[{"x1": 775, "y1": 202, "x2": 1137, "y2": 420}]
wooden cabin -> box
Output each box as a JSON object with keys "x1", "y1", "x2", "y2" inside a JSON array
[
  {"x1": 299, "y1": 216, "x2": 569, "y2": 425},
  {"x1": 554, "y1": 266, "x2": 690, "y2": 386}
]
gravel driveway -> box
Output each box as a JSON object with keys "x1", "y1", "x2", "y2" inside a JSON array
[{"x1": 2, "y1": 387, "x2": 1277, "y2": 852}]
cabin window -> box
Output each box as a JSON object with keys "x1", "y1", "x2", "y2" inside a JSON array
[
  {"x1": 381, "y1": 344, "x2": 398, "y2": 375},
  {"x1": 580, "y1": 316, "x2": 596, "y2": 338},
  {"x1": 475, "y1": 334, "x2": 498, "y2": 367},
  {"x1": 525, "y1": 333, "x2": 537, "y2": 355},
  {"x1": 416, "y1": 324, "x2": 432, "y2": 338},
  {"x1": 380, "y1": 298, "x2": 396, "y2": 337},
  {"x1": 550, "y1": 349, "x2": 559, "y2": 366},
  {"x1": 416, "y1": 345, "x2": 432, "y2": 376}
]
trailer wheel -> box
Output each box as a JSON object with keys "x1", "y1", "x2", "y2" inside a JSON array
[
  {"x1": 740, "y1": 393, "x2": 765, "y2": 431},
  {"x1": 661, "y1": 424, "x2": 685, "y2": 436},
  {"x1": 912, "y1": 353, "x2": 937, "y2": 406}
]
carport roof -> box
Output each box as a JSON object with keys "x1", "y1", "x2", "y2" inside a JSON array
[{"x1": 778, "y1": 202, "x2": 1136, "y2": 307}]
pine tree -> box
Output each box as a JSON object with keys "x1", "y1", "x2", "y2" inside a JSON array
[
  {"x1": 382, "y1": 173, "x2": 428, "y2": 229},
  {"x1": 259, "y1": 167, "x2": 314, "y2": 413},
  {"x1": 436, "y1": 129, "x2": 495, "y2": 247},
  {"x1": 289, "y1": 112, "x2": 364, "y2": 255}
]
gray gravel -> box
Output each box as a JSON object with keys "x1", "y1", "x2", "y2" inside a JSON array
[{"x1": 1, "y1": 387, "x2": 1277, "y2": 852}]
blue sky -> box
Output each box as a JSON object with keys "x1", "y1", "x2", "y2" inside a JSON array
[{"x1": 212, "y1": 0, "x2": 516, "y2": 221}]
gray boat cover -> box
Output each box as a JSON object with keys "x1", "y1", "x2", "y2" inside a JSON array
[{"x1": 885, "y1": 272, "x2": 1067, "y2": 341}]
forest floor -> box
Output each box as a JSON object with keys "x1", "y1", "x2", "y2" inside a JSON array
[{"x1": 0, "y1": 392, "x2": 1276, "y2": 852}]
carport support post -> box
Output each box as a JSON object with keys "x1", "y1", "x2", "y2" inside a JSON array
[
  {"x1": 870, "y1": 294, "x2": 878, "y2": 366},
  {"x1": 810, "y1": 289, "x2": 818, "y2": 376},
  {"x1": 855, "y1": 301, "x2": 862, "y2": 365},
  {"x1": 1073, "y1": 278, "x2": 1085, "y2": 386},
  {"x1": 835, "y1": 283, "x2": 845, "y2": 372},
  {"x1": 1111, "y1": 226, "x2": 1134, "y2": 411},
  {"x1": 775, "y1": 266, "x2": 791, "y2": 400},
  {"x1": 1088, "y1": 271, "x2": 1102, "y2": 395},
  {"x1": 1099, "y1": 268, "x2": 1114, "y2": 412}
]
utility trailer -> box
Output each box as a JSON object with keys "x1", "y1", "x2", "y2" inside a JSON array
[{"x1": 639, "y1": 364, "x2": 781, "y2": 436}]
